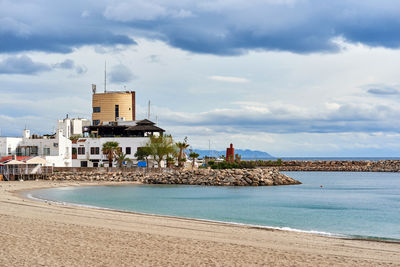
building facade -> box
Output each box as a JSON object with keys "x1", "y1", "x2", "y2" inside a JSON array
[
  {"x1": 57, "y1": 117, "x2": 90, "y2": 139},
  {"x1": 0, "y1": 129, "x2": 72, "y2": 167},
  {"x1": 72, "y1": 119, "x2": 165, "y2": 167},
  {"x1": 72, "y1": 137, "x2": 148, "y2": 167},
  {"x1": 92, "y1": 90, "x2": 136, "y2": 126}
]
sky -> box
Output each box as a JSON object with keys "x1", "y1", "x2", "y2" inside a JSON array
[{"x1": 1, "y1": 0, "x2": 400, "y2": 157}]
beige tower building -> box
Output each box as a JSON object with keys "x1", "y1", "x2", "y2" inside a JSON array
[{"x1": 92, "y1": 87, "x2": 135, "y2": 125}]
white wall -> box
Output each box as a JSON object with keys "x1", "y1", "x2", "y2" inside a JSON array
[
  {"x1": 57, "y1": 118, "x2": 71, "y2": 139},
  {"x1": 58, "y1": 118, "x2": 90, "y2": 138},
  {"x1": 0, "y1": 137, "x2": 22, "y2": 157},
  {"x1": 0, "y1": 130, "x2": 72, "y2": 167},
  {"x1": 72, "y1": 137, "x2": 149, "y2": 167}
]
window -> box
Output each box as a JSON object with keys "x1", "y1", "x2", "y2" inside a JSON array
[
  {"x1": 92, "y1": 120, "x2": 100, "y2": 126},
  {"x1": 7, "y1": 147, "x2": 11, "y2": 155},
  {"x1": 43, "y1": 148, "x2": 50, "y2": 156},
  {"x1": 80, "y1": 161, "x2": 88, "y2": 167},
  {"x1": 78, "y1": 147, "x2": 85, "y2": 155},
  {"x1": 115, "y1": 104, "x2": 119, "y2": 119},
  {"x1": 93, "y1": 107, "x2": 101, "y2": 113},
  {"x1": 126, "y1": 147, "x2": 131, "y2": 155},
  {"x1": 90, "y1": 147, "x2": 100, "y2": 155},
  {"x1": 31, "y1": 147, "x2": 38, "y2": 156},
  {"x1": 16, "y1": 147, "x2": 22, "y2": 156}
]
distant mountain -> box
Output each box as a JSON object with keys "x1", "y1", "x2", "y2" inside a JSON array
[{"x1": 192, "y1": 149, "x2": 274, "y2": 159}]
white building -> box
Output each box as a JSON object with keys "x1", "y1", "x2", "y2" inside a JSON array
[
  {"x1": 72, "y1": 119, "x2": 165, "y2": 167},
  {"x1": 0, "y1": 129, "x2": 72, "y2": 167},
  {"x1": 0, "y1": 118, "x2": 166, "y2": 168},
  {"x1": 0, "y1": 137, "x2": 21, "y2": 157},
  {"x1": 72, "y1": 137, "x2": 149, "y2": 167},
  {"x1": 57, "y1": 117, "x2": 90, "y2": 139}
]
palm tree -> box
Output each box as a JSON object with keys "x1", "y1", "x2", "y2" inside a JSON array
[
  {"x1": 116, "y1": 152, "x2": 132, "y2": 168},
  {"x1": 176, "y1": 141, "x2": 189, "y2": 167},
  {"x1": 102, "y1": 142, "x2": 119, "y2": 168},
  {"x1": 146, "y1": 135, "x2": 177, "y2": 169},
  {"x1": 189, "y1": 152, "x2": 200, "y2": 169},
  {"x1": 235, "y1": 153, "x2": 241, "y2": 162}
]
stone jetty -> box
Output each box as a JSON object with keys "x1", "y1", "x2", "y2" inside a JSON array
[
  {"x1": 272, "y1": 160, "x2": 400, "y2": 172},
  {"x1": 48, "y1": 168, "x2": 301, "y2": 186}
]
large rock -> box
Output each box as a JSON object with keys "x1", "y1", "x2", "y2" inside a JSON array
[{"x1": 47, "y1": 168, "x2": 301, "y2": 186}]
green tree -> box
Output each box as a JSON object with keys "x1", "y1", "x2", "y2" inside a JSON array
[
  {"x1": 135, "y1": 147, "x2": 151, "y2": 168},
  {"x1": 189, "y1": 152, "x2": 200, "y2": 169},
  {"x1": 69, "y1": 135, "x2": 80, "y2": 141},
  {"x1": 116, "y1": 152, "x2": 132, "y2": 168},
  {"x1": 166, "y1": 156, "x2": 176, "y2": 168},
  {"x1": 176, "y1": 141, "x2": 189, "y2": 167},
  {"x1": 102, "y1": 141, "x2": 119, "y2": 168},
  {"x1": 145, "y1": 135, "x2": 177, "y2": 169}
]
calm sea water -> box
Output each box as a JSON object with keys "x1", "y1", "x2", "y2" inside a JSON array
[
  {"x1": 243, "y1": 157, "x2": 400, "y2": 161},
  {"x1": 28, "y1": 172, "x2": 400, "y2": 240}
]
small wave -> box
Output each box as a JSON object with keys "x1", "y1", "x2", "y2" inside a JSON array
[
  {"x1": 25, "y1": 192, "x2": 347, "y2": 239},
  {"x1": 25, "y1": 189, "x2": 400, "y2": 243}
]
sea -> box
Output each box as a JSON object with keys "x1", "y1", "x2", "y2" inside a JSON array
[
  {"x1": 243, "y1": 157, "x2": 400, "y2": 161},
  {"x1": 27, "y1": 171, "x2": 400, "y2": 241}
]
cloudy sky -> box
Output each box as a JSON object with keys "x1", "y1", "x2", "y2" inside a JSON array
[{"x1": 1, "y1": 0, "x2": 400, "y2": 157}]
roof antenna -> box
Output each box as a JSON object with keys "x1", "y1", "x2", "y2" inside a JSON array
[
  {"x1": 147, "y1": 100, "x2": 151, "y2": 120},
  {"x1": 104, "y1": 61, "x2": 107, "y2": 93}
]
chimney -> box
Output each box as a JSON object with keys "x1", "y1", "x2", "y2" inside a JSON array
[{"x1": 23, "y1": 129, "x2": 30, "y2": 139}]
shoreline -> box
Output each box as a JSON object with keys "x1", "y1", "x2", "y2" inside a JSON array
[
  {"x1": 22, "y1": 183, "x2": 400, "y2": 244},
  {"x1": 1, "y1": 180, "x2": 399, "y2": 266}
]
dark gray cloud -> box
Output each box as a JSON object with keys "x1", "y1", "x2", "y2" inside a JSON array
[
  {"x1": 157, "y1": 102, "x2": 400, "y2": 134},
  {"x1": 53, "y1": 59, "x2": 75, "y2": 69},
  {"x1": 367, "y1": 87, "x2": 400, "y2": 95},
  {"x1": 0, "y1": 56, "x2": 87, "y2": 75},
  {"x1": 103, "y1": 0, "x2": 400, "y2": 55},
  {"x1": 109, "y1": 64, "x2": 135, "y2": 83},
  {"x1": 53, "y1": 59, "x2": 88, "y2": 74},
  {"x1": 0, "y1": 55, "x2": 51, "y2": 74},
  {"x1": 2, "y1": 1, "x2": 400, "y2": 55},
  {"x1": 0, "y1": 0, "x2": 136, "y2": 54},
  {"x1": 0, "y1": 32, "x2": 135, "y2": 54}
]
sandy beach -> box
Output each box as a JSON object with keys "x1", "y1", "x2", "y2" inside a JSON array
[{"x1": 0, "y1": 181, "x2": 399, "y2": 266}]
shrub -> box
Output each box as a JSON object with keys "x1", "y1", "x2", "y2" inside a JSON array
[{"x1": 208, "y1": 160, "x2": 256, "y2": 169}]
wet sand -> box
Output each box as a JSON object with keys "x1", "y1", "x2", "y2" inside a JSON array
[{"x1": 0, "y1": 181, "x2": 399, "y2": 266}]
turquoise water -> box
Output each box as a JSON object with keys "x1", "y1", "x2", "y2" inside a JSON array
[{"x1": 28, "y1": 172, "x2": 400, "y2": 240}]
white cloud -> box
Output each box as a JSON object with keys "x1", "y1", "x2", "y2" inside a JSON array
[
  {"x1": 109, "y1": 64, "x2": 135, "y2": 83},
  {"x1": 208, "y1": 75, "x2": 249, "y2": 83},
  {"x1": 104, "y1": 1, "x2": 167, "y2": 21},
  {"x1": 2, "y1": 38, "x2": 400, "y2": 156}
]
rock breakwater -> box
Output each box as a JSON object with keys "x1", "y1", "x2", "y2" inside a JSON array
[
  {"x1": 273, "y1": 160, "x2": 400, "y2": 172},
  {"x1": 48, "y1": 168, "x2": 301, "y2": 186}
]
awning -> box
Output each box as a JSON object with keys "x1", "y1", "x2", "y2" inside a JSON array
[
  {"x1": 25, "y1": 157, "x2": 47, "y2": 165},
  {"x1": 5, "y1": 160, "x2": 26, "y2": 165}
]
